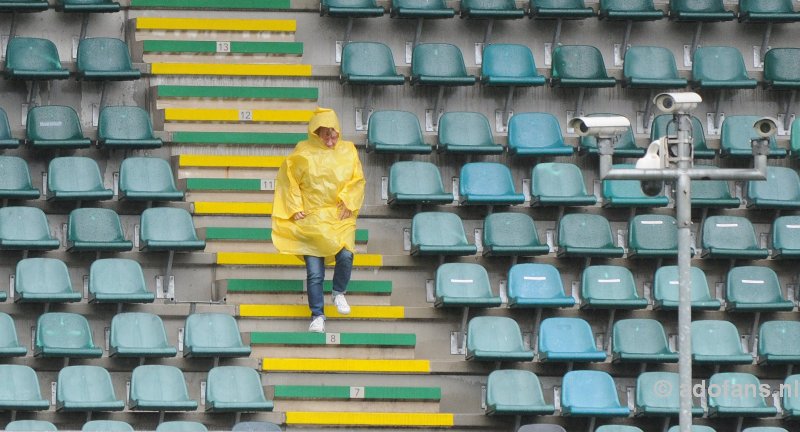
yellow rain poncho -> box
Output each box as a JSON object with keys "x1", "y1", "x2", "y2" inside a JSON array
[{"x1": 271, "y1": 108, "x2": 366, "y2": 258}]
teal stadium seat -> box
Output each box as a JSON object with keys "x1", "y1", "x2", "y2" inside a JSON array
[
  {"x1": 97, "y1": 106, "x2": 163, "y2": 149},
  {"x1": 232, "y1": 423, "x2": 282, "y2": 432},
  {"x1": 459, "y1": 162, "x2": 525, "y2": 206},
  {"x1": 0, "y1": 207, "x2": 59, "y2": 251},
  {"x1": 701, "y1": 215, "x2": 768, "y2": 259},
  {"x1": 612, "y1": 319, "x2": 678, "y2": 363},
  {"x1": 529, "y1": 0, "x2": 594, "y2": 18},
  {"x1": 76, "y1": 38, "x2": 140, "y2": 81},
  {"x1": 367, "y1": 110, "x2": 431, "y2": 154},
  {"x1": 482, "y1": 213, "x2": 549, "y2": 257},
  {"x1": 109, "y1": 312, "x2": 177, "y2": 358},
  {"x1": 782, "y1": 374, "x2": 800, "y2": 418},
  {"x1": 205, "y1": 366, "x2": 273, "y2": 413},
  {"x1": 653, "y1": 265, "x2": 721, "y2": 310},
  {"x1": 0, "y1": 313, "x2": 26, "y2": 356},
  {"x1": 35, "y1": 312, "x2": 103, "y2": 358},
  {"x1": 772, "y1": 215, "x2": 800, "y2": 258},
  {"x1": 603, "y1": 164, "x2": 670, "y2": 208},
  {"x1": 579, "y1": 115, "x2": 644, "y2": 157},
  {"x1": 707, "y1": 372, "x2": 777, "y2": 417},
  {"x1": 0, "y1": 156, "x2": 39, "y2": 200},
  {"x1": 340, "y1": 42, "x2": 405, "y2": 86},
  {"x1": 89, "y1": 258, "x2": 154, "y2": 303},
  {"x1": 4, "y1": 37, "x2": 69, "y2": 81},
  {"x1": 595, "y1": 427, "x2": 644, "y2": 432},
  {"x1": 560, "y1": 370, "x2": 630, "y2": 417},
  {"x1": 56, "y1": 365, "x2": 125, "y2": 413},
  {"x1": 721, "y1": 115, "x2": 786, "y2": 158},
  {"x1": 690, "y1": 166, "x2": 741, "y2": 208},
  {"x1": 667, "y1": 427, "x2": 718, "y2": 432},
  {"x1": 26, "y1": 105, "x2": 92, "y2": 149},
  {"x1": 557, "y1": 213, "x2": 625, "y2": 258},
  {"x1": 518, "y1": 426, "x2": 567, "y2": 432},
  {"x1": 627, "y1": 214, "x2": 679, "y2": 258},
  {"x1": 388, "y1": 161, "x2": 454, "y2": 206},
  {"x1": 650, "y1": 114, "x2": 715, "y2": 159},
  {"x1": 390, "y1": 0, "x2": 454, "y2": 18},
  {"x1": 636, "y1": 372, "x2": 704, "y2": 417},
  {"x1": 550, "y1": 45, "x2": 616, "y2": 88},
  {"x1": 507, "y1": 113, "x2": 573, "y2": 157},
  {"x1": 0, "y1": 0, "x2": 47, "y2": 12},
  {"x1": 438, "y1": 112, "x2": 503, "y2": 154},
  {"x1": 467, "y1": 316, "x2": 533, "y2": 361},
  {"x1": 746, "y1": 166, "x2": 800, "y2": 209},
  {"x1": 668, "y1": 0, "x2": 734, "y2": 21},
  {"x1": 129, "y1": 365, "x2": 198, "y2": 412},
  {"x1": 481, "y1": 45, "x2": 546, "y2": 87},
  {"x1": 538, "y1": 317, "x2": 606, "y2": 363},
  {"x1": 691, "y1": 320, "x2": 753, "y2": 365},
  {"x1": 692, "y1": 46, "x2": 757, "y2": 89},
  {"x1": 507, "y1": 263, "x2": 575, "y2": 308},
  {"x1": 622, "y1": 46, "x2": 687, "y2": 88},
  {"x1": 742, "y1": 428, "x2": 789, "y2": 432},
  {"x1": 599, "y1": 0, "x2": 664, "y2": 20},
  {"x1": 0, "y1": 108, "x2": 22, "y2": 149},
  {"x1": 530, "y1": 163, "x2": 597, "y2": 207},
  {"x1": 56, "y1": 0, "x2": 119, "y2": 12},
  {"x1": 156, "y1": 422, "x2": 208, "y2": 432},
  {"x1": 435, "y1": 263, "x2": 501, "y2": 307},
  {"x1": 15, "y1": 258, "x2": 81, "y2": 303},
  {"x1": 5, "y1": 420, "x2": 57, "y2": 431},
  {"x1": 757, "y1": 320, "x2": 800, "y2": 365},
  {"x1": 725, "y1": 266, "x2": 794, "y2": 312},
  {"x1": 82, "y1": 421, "x2": 134, "y2": 431},
  {"x1": 460, "y1": 0, "x2": 524, "y2": 19},
  {"x1": 485, "y1": 370, "x2": 555, "y2": 416},
  {"x1": 411, "y1": 212, "x2": 477, "y2": 256},
  {"x1": 68, "y1": 208, "x2": 133, "y2": 253},
  {"x1": 0, "y1": 365, "x2": 49, "y2": 412},
  {"x1": 140, "y1": 207, "x2": 206, "y2": 251},
  {"x1": 739, "y1": 0, "x2": 800, "y2": 22},
  {"x1": 320, "y1": 0, "x2": 384, "y2": 17},
  {"x1": 183, "y1": 313, "x2": 251, "y2": 359},
  {"x1": 581, "y1": 265, "x2": 649, "y2": 309},
  {"x1": 410, "y1": 43, "x2": 476, "y2": 86},
  {"x1": 764, "y1": 48, "x2": 800, "y2": 90},
  {"x1": 119, "y1": 157, "x2": 184, "y2": 202},
  {"x1": 47, "y1": 157, "x2": 113, "y2": 202}
]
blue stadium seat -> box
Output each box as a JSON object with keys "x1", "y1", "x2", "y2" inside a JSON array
[
  {"x1": 367, "y1": 111, "x2": 431, "y2": 154},
  {"x1": 35, "y1": 312, "x2": 103, "y2": 359},
  {"x1": 56, "y1": 365, "x2": 125, "y2": 413},
  {"x1": 47, "y1": 157, "x2": 113, "y2": 202},
  {"x1": 691, "y1": 320, "x2": 753, "y2": 365},
  {"x1": 506, "y1": 263, "x2": 575, "y2": 308},
  {"x1": 205, "y1": 366, "x2": 273, "y2": 413},
  {"x1": 232, "y1": 423, "x2": 282, "y2": 432},
  {"x1": 459, "y1": 162, "x2": 525, "y2": 206},
  {"x1": 603, "y1": 164, "x2": 670, "y2": 208},
  {"x1": 707, "y1": 372, "x2": 777, "y2": 418},
  {"x1": 0, "y1": 206, "x2": 59, "y2": 251},
  {"x1": 0, "y1": 365, "x2": 49, "y2": 412},
  {"x1": 481, "y1": 45, "x2": 545, "y2": 123},
  {"x1": 5, "y1": 420, "x2": 58, "y2": 431},
  {"x1": 156, "y1": 422, "x2": 208, "y2": 432},
  {"x1": 561, "y1": 370, "x2": 630, "y2": 417},
  {"x1": 485, "y1": 370, "x2": 554, "y2": 416},
  {"x1": 507, "y1": 112, "x2": 573, "y2": 157},
  {"x1": 183, "y1": 313, "x2": 251, "y2": 359},
  {"x1": 97, "y1": 106, "x2": 163, "y2": 149},
  {"x1": 701, "y1": 215, "x2": 768, "y2": 259},
  {"x1": 0, "y1": 313, "x2": 25, "y2": 356},
  {"x1": 82, "y1": 420, "x2": 134, "y2": 432},
  {"x1": 653, "y1": 265, "x2": 721, "y2": 310},
  {"x1": 411, "y1": 212, "x2": 477, "y2": 256},
  {"x1": 538, "y1": 317, "x2": 606, "y2": 363},
  {"x1": 388, "y1": 161, "x2": 453, "y2": 206},
  {"x1": 67, "y1": 208, "x2": 133, "y2": 253},
  {"x1": 482, "y1": 213, "x2": 549, "y2": 257},
  {"x1": 435, "y1": 263, "x2": 501, "y2": 307},
  {"x1": 15, "y1": 258, "x2": 81, "y2": 304},
  {"x1": 530, "y1": 163, "x2": 597, "y2": 207},
  {"x1": 466, "y1": 316, "x2": 533, "y2": 361},
  {"x1": 558, "y1": 213, "x2": 625, "y2": 258},
  {"x1": 612, "y1": 319, "x2": 678, "y2": 363},
  {"x1": 89, "y1": 258, "x2": 154, "y2": 304},
  {"x1": 667, "y1": 426, "x2": 718, "y2": 432},
  {"x1": 119, "y1": 157, "x2": 184, "y2": 202},
  {"x1": 782, "y1": 374, "x2": 800, "y2": 418},
  {"x1": 581, "y1": 265, "x2": 649, "y2": 309},
  {"x1": 627, "y1": 214, "x2": 679, "y2": 258},
  {"x1": 636, "y1": 372, "x2": 704, "y2": 417},
  {"x1": 129, "y1": 365, "x2": 198, "y2": 412},
  {"x1": 109, "y1": 312, "x2": 177, "y2": 358},
  {"x1": 438, "y1": 112, "x2": 504, "y2": 154}
]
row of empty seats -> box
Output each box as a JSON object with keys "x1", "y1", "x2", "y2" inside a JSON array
[{"x1": 0, "y1": 419, "x2": 280, "y2": 432}]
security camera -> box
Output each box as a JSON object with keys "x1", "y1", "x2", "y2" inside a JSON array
[
  {"x1": 753, "y1": 117, "x2": 778, "y2": 138},
  {"x1": 569, "y1": 115, "x2": 630, "y2": 138},
  {"x1": 635, "y1": 139, "x2": 668, "y2": 196},
  {"x1": 654, "y1": 92, "x2": 702, "y2": 114}
]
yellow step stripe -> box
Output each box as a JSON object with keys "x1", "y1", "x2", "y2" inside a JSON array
[
  {"x1": 178, "y1": 154, "x2": 285, "y2": 168},
  {"x1": 151, "y1": 63, "x2": 312, "y2": 77},
  {"x1": 193, "y1": 202, "x2": 273, "y2": 215},
  {"x1": 263, "y1": 358, "x2": 430, "y2": 374},
  {"x1": 240, "y1": 304, "x2": 404, "y2": 319},
  {"x1": 165, "y1": 108, "x2": 313, "y2": 123},
  {"x1": 217, "y1": 252, "x2": 383, "y2": 267},
  {"x1": 285, "y1": 411, "x2": 452, "y2": 426},
  {"x1": 136, "y1": 17, "x2": 296, "y2": 32}
]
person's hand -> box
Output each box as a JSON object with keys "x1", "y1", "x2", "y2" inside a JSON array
[
  {"x1": 337, "y1": 202, "x2": 352, "y2": 220},
  {"x1": 292, "y1": 211, "x2": 306, "y2": 220}
]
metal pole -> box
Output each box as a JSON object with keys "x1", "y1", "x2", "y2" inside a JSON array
[{"x1": 675, "y1": 113, "x2": 693, "y2": 432}]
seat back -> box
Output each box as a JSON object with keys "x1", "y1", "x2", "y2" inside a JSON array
[
  {"x1": 393, "y1": 0, "x2": 450, "y2": 10},
  {"x1": 367, "y1": 110, "x2": 426, "y2": 151},
  {"x1": 69, "y1": 208, "x2": 127, "y2": 244},
  {"x1": 0, "y1": 207, "x2": 54, "y2": 243},
  {"x1": 36, "y1": 312, "x2": 97, "y2": 351},
  {"x1": 636, "y1": 372, "x2": 682, "y2": 413},
  {"x1": 99, "y1": 106, "x2": 158, "y2": 141},
  {"x1": 5, "y1": 37, "x2": 63, "y2": 74},
  {"x1": 411, "y1": 43, "x2": 469, "y2": 79},
  {"x1": 156, "y1": 422, "x2": 208, "y2": 432},
  {"x1": 231, "y1": 423, "x2": 283, "y2": 432},
  {"x1": 341, "y1": 42, "x2": 400, "y2": 80},
  {"x1": 131, "y1": 365, "x2": 191, "y2": 403},
  {"x1": 650, "y1": 114, "x2": 710, "y2": 155},
  {"x1": 27, "y1": 105, "x2": 84, "y2": 141},
  {"x1": 483, "y1": 213, "x2": 542, "y2": 249},
  {"x1": 601, "y1": 0, "x2": 658, "y2": 13},
  {"x1": 727, "y1": 266, "x2": 787, "y2": 305},
  {"x1": 628, "y1": 214, "x2": 678, "y2": 253},
  {"x1": 721, "y1": 115, "x2": 780, "y2": 154},
  {"x1": 140, "y1": 207, "x2": 201, "y2": 243},
  {"x1": 77, "y1": 37, "x2": 137, "y2": 75},
  {"x1": 782, "y1": 375, "x2": 800, "y2": 414},
  {"x1": 48, "y1": 157, "x2": 106, "y2": 193},
  {"x1": 389, "y1": 161, "x2": 448, "y2": 198},
  {"x1": 654, "y1": 265, "x2": 716, "y2": 304},
  {"x1": 773, "y1": 215, "x2": 800, "y2": 254},
  {"x1": 0, "y1": 364, "x2": 44, "y2": 403},
  {"x1": 581, "y1": 265, "x2": 640, "y2": 302},
  {"x1": 0, "y1": 156, "x2": 35, "y2": 191},
  {"x1": 531, "y1": 162, "x2": 594, "y2": 201},
  {"x1": 120, "y1": 157, "x2": 179, "y2": 194},
  {"x1": 459, "y1": 162, "x2": 517, "y2": 197},
  {"x1": 561, "y1": 370, "x2": 624, "y2": 409},
  {"x1": 759, "y1": 320, "x2": 800, "y2": 359},
  {"x1": 551, "y1": 45, "x2": 611, "y2": 80},
  {"x1": 667, "y1": 426, "x2": 717, "y2": 432},
  {"x1": 0, "y1": 313, "x2": 23, "y2": 351},
  {"x1": 670, "y1": 0, "x2": 728, "y2": 15},
  {"x1": 507, "y1": 263, "x2": 569, "y2": 302},
  {"x1": 185, "y1": 313, "x2": 246, "y2": 350},
  {"x1": 518, "y1": 425, "x2": 568, "y2": 432},
  {"x1": 486, "y1": 369, "x2": 548, "y2": 410},
  {"x1": 16, "y1": 258, "x2": 72, "y2": 296},
  {"x1": 435, "y1": 263, "x2": 494, "y2": 300},
  {"x1": 0, "y1": 108, "x2": 16, "y2": 142},
  {"x1": 558, "y1": 213, "x2": 617, "y2": 249},
  {"x1": 691, "y1": 320, "x2": 746, "y2": 357},
  {"x1": 603, "y1": 163, "x2": 668, "y2": 202},
  {"x1": 507, "y1": 112, "x2": 566, "y2": 152},
  {"x1": 5, "y1": 420, "x2": 57, "y2": 431},
  {"x1": 702, "y1": 215, "x2": 760, "y2": 251},
  {"x1": 764, "y1": 48, "x2": 800, "y2": 85},
  {"x1": 595, "y1": 427, "x2": 645, "y2": 432},
  {"x1": 740, "y1": 0, "x2": 794, "y2": 14},
  {"x1": 708, "y1": 372, "x2": 770, "y2": 409},
  {"x1": 539, "y1": 317, "x2": 599, "y2": 354},
  {"x1": 692, "y1": 46, "x2": 753, "y2": 84},
  {"x1": 747, "y1": 166, "x2": 800, "y2": 205},
  {"x1": 613, "y1": 319, "x2": 672, "y2": 357},
  {"x1": 206, "y1": 366, "x2": 269, "y2": 405},
  {"x1": 57, "y1": 365, "x2": 119, "y2": 404},
  {"x1": 82, "y1": 420, "x2": 134, "y2": 432},
  {"x1": 438, "y1": 112, "x2": 495, "y2": 148},
  {"x1": 110, "y1": 312, "x2": 172, "y2": 351},
  {"x1": 412, "y1": 212, "x2": 470, "y2": 248},
  {"x1": 467, "y1": 316, "x2": 526, "y2": 353},
  {"x1": 89, "y1": 258, "x2": 148, "y2": 296},
  {"x1": 481, "y1": 44, "x2": 537, "y2": 79},
  {"x1": 623, "y1": 45, "x2": 683, "y2": 83}
]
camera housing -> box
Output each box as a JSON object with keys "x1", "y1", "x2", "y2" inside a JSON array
[
  {"x1": 753, "y1": 117, "x2": 778, "y2": 138},
  {"x1": 654, "y1": 92, "x2": 702, "y2": 113},
  {"x1": 568, "y1": 116, "x2": 630, "y2": 138}
]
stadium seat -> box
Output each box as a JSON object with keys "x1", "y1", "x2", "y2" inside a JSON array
[
  {"x1": 56, "y1": 365, "x2": 125, "y2": 413},
  {"x1": 701, "y1": 215, "x2": 769, "y2": 260},
  {"x1": 0, "y1": 0, "x2": 47, "y2": 13},
  {"x1": 0, "y1": 365, "x2": 49, "y2": 412},
  {"x1": 140, "y1": 207, "x2": 205, "y2": 251},
  {"x1": 435, "y1": 263, "x2": 501, "y2": 307},
  {"x1": 529, "y1": 0, "x2": 594, "y2": 51},
  {"x1": 0, "y1": 156, "x2": 39, "y2": 201},
  {"x1": 772, "y1": 215, "x2": 800, "y2": 258},
  {"x1": 623, "y1": 46, "x2": 686, "y2": 89},
  {"x1": 0, "y1": 109, "x2": 21, "y2": 149},
  {"x1": 757, "y1": 320, "x2": 800, "y2": 366},
  {"x1": 461, "y1": 0, "x2": 524, "y2": 19},
  {"x1": 518, "y1": 426, "x2": 568, "y2": 432},
  {"x1": 485, "y1": 370, "x2": 554, "y2": 417},
  {"x1": 691, "y1": 320, "x2": 753, "y2": 365},
  {"x1": 627, "y1": 214, "x2": 680, "y2": 258},
  {"x1": 89, "y1": 258, "x2": 154, "y2": 304},
  {"x1": 76, "y1": 38, "x2": 140, "y2": 96},
  {"x1": 636, "y1": 371, "x2": 704, "y2": 418},
  {"x1": 47, "y1": 157, "x2": 113, "y2": 202},
  {"x1": 739, "y1": 0, "x2": 800, "y2": 62},
  {"x1": 183, "y1": 313, "x2": 251, "y2": 360},
  {"x1": 561, "y1": 370, "x2": 630, "y2": 419},
  {"x1": 388, "y1": 161, "x2": 453, "y2": 206},
  {"x1": 97, "y1": 106, "x2": 163, "y2": 149},
  {"x1": 530, "y1": 162, "x2": 597, "y2": 207},
  {"x1": 129, "y1": 365, "x2": 198, "y2": 412},
  {"x1": 581, "y1": 265, "x2": 649, "y2": 309},
  {"x1": 5, "y1": 420, "x2": 57, "y2": 431},
  {"x1": 507, "y1": 263, "x2": 574, "y2": 308},
  {"x1": 56, "y1": 0, "x2": 119, "y2": 12},
  {"x1": 437, "y1": 112, "x2": 503, "y2": 154},
  {"x1": 15, "y1": 258, "x2": 81, "y2": 304},
  {"x1": 741, "y1": 428, "x2": 789, "y2": 432},
  {"x1": 650, "y1": 114, "x2": 715, "y2": 158},
  {"x1": 0, "y1": 313, "x2": 25, "y2": 356},
  {"x1": 155, "y1": 422, "x2": 208, "y2": 432},
  {"x1": 669, "y1": 0, "x2": 734, "y2": 21},
  {"x1": 205, "y1": 366, "x2": 273, "y2": 415},
  {"x1": 466, "y1": 316, "x2": 533, "y2": 361},
  {"x1": 411, "y1": 44, "x2": 476, "y2": 127},
  {"x1": 482, "y1": 213, "x2": 549, "y2": 257},
  {"x1": 782, "y1": 374, "x2": 800, "y2": 418},
  {"x1": 763, "y1": 48, "x2": 800, "y2": 130},
  {"x1": 653, "y1": 265, "x2": 722, "y2": 310},
  {"x1": 231, "y1": 423, "x2": 282, "y2": 432},
  {"x1": 480, "y1": 45, "x2": 545, "y2": 125},
  {"x1": 4, "y1": 37, "x2": 69, "y2": 81},
  {"x1": 726, "y1": 266, "x2": 794, "y2": 312},
  {"x1": 721, "y1": 115, "x2": 787, "y2": 158},
  {"x1": 746, "y1": 166, "x2": 800, "y2": 209},
  {"x1": 67, "y1": 208, "x2": 133, "y2": 253},
  {"x1": 538, "y1": 317, "x2": 606, "y2": 363},
  {"x1": 692, "y1": 47, "x2": 758, "y2": 129},
  {"x1": 26, "y1": 105, "x2": 92, "y2": 149},
  {"x1": 579, "y1": 114, "x2": 644, "y2": 157},
  {"x1": 119, "y1": 157, "x2": 183, "y2": 202},
  {"x1": 603, "y1": 164, "x2": 670, "y2": 208},
  {"x1": 600, "y1": 0, "x2": 663, "y2": 20},
  {"x1": 367, "y1": 110, "x2": 431, "y2": 154},
  {"x1": 550, "y1": 45, "x2": 617, "y2": 114},
  {"x1": 667, "y1": 427, "x2": 717, "y2": 432},
  {"x1": 507, "y1": 112, "x2": 573, "y2": 157},
  {"x1": 0, "y1": 206, "x2": 59, "y2": 251},
  {"x1": 459, "y1": 162, "x2": 525, "y2": 206},
  {"x1": 82, "y1": 420, "x2": 134, "y2": 432},
  {"x1": 35, "y1": 312, "x2": 103, "y2": 359},
  {"x1": 595, "y1": 427, "x2": 644, "y2": 432},
  {"x1": 612, "y1": 319, "x2": 678, "y2": 363},
  {"x1": 707, "y1": 372, "x2": 777, "y2": 417},
  {"x1": 690, "y1": 166, "x2": 741, "y2": 208},
  {"x1": 410, "y1": 212, "x2": 477, "y2": 256},
  {"x1": 557, "y1": 213, "x2": 625, "y2": 258},
  {"x1": 391, "y1": 0, "x2": 453, "y2": 18},
  {"x1": 321, "y1": 0, "x2": 383, "y2": 17},
  {"x1": 109, "y1": 312, "x2": 178, "y2": 358},
  {"x1": 340, "y1": 42, "x2": 405, "y2": 125}
]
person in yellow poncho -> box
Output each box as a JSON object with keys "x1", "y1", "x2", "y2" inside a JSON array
[{"x1": 272, "y1": 108, "x2": 366, "y2": 333}]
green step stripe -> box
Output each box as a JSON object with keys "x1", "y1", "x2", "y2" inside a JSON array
[
  {"x1": 187, "y1": 178, "x2": 262, "y2": 191},
  {"x1": 226, "y1": 279, "x2": 391, "y2": 294},
  {"x1": 172, "y1": 131, "x2": 307, "y2": 145},
  {"x1": 273, "y1": 385, "x2": 441, "y2": 401},
  {"x1": 204, "y1": 227, "x2": 369, "y2": 243},
  {"x1": 132, "y1": 0, "x2": 289, "y2": 9},
  {"x1": 158, "y1": 85, "x2": 318, "y2": 100},
  {"x1": 144, "y1": 40, "x2": 303, "y2": 55},
  {"x1": 250, "y1": 332, "x2": 416, "y2": 346}
]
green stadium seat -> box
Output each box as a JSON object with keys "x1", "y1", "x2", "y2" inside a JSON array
[
  {"x1": 538, "y1": 317, "x2": 606, "y2": 363},
  {"x1": 530, "y1": 162, "x2": 597, "y2": 207},
  {"x1": 438, "y1": 112, "x2": 503, "y2": 154},
  {"x1": 97, "y1": 106, "x2": 163, "y2": 149},
  {"x1": 579, "y1": 114, "x2": 644, "y2": 157},
  {"x1": 68, "y1": 208, "x2": 133, "y2": 253},
  {"x1": 26, "y1": 105, "x2": 92, "y2": 149},
  {"x1": 459, "y1": 162, "x2": 525, "y2": 206},
  {"x1": 82, "y1": 420, "x2": 134, "y2": 432},
  {"x1": 35, "y1": 312, "x2": 103, "y2": 358},
  {"x1": 460, "y1": 0, "x2": 524, "y2": 19},
  {"x1": 627, "y1": 214, "x2": 679, "y2": 258},
  {"x1": 550, "y1": 45, "x2": 616, "y2": 88},
  {"x1": 340, "y1": 42, "x2": 404, "y2": 86},
  {"x1": 0, "y1": 313, "x2": 25, "y2": 356},
  {"x1": 119, "y1": 157, "x2": 184, "y2": 202},
  {"x1": 739, "y1": 0, "x2": 800, "y2": 22},
  {"x1": 0, "y1": 206, "x2": 59, "y2": 251},
  {"x1": 692, "y1": 46, "x2": 757, "y2": 89},
  {"x1": 411, "y1": 43, "x2": 476, "y2": 86},
  {"x1": 529, "y1": 0, "x2": 594, "y2": 18},
  {"x1": 603, "y1": 164, "x2": 670, "y2": 208},
  {"x1": 391, "y1": 0, "x2": 454, "y2": 18},
  {"x1": 622, "y1": 46, "x2": 687, "y2": 88},
  {"x1": 388, "y1": 161, "x2": 453, "y2": 206},
  {"x1": 0, "y1": 156, "x2": 39, "y2": 200},
  {"x1": 56, "y1": 0, "x2": 119, "y2": 12},
  {"x1": 156, "y1": 422, "x2": 208, "y2": 432},
  {"x1": 636, "y1": 372, "x2": 704, "y2": 418},
  {"x1": 600, "y1": 0, "x2": 664, "y2": 20},
  {"x1": 668, "y1": 0, "x2": 734, "y2": 21},
  {"x1": 561, "y1": 370, "x2": 630, "y2": 417},
  {"x1": 746, "y1": 166, "x2": 800, "y2": 209},
  {"x1": 0, "y1": 365, "x2": 49, "y2": 412},
  {"x1": 482, "y1": 213, "x2": 549, "y2": 257},
  {"x1": 518, "y1": 426, "x2": 567, "y2": 432},
  {"x1": 764, "y1": 48, "x2": 800, "y2": 89},
  {"x1": 691, "y1": 320, "x2": 753, "y2": 365},
  {"x1": 89, "y1": 258, "x2": 154, "y2": 304},
  {"x1": 129, "y1": 365, "x2": 198, "y2": 412},
  {"x1": 485, "y1": 370, "x2": 555, "y2": 416},
  {"x1": 757, "y1": 320, "x2": 800, "y2": 365},
  {"x1": 15, "y1": 258, "x2": 80, "y2": 303},
  {"x1": 232, "y1": 423, "x2": 282, "y2": 432},
  {"x1": 467, "y1": 316, "x2": 533, "y2": 361},
  {"x1": 0, "y1": 109, "x2": 22, "y2": 149},
  {"x1": 183, "y1": 313, "x2": 251, "y2": 359},
  {"x1": 690, "y1": 166, "x2": 741, "y2": 208},
  {"x1": 721, "y1": 115, "x2": 786, "y2": 158},
  {"x1": 701, "y1": 215, "x2": 769, "y2": 259},
  {"x1": 109, "y1": 312, "x2": 177, "y2": 358},
  {"x1": 507, "y1": 263, "x2": 575, "y2": 308},
  {"x1": 481, "y1": 45, "x2": 546, "y2": 87},
  {"x1": 742, "y1": 429, "x2": 789, "y2": 432},
  {"x1": 581, "y1": 265, "x2": 649, "y2": 309},
  {"x1": 4, "y1": 37, "x2": 69, "y2": 81},
  {"x1": 653, "y1": 265, "x2": 722, "y2": 310},
  {"x1": 782, "y1": 374, "x2": 800, "y2": 418},
  {"x1": 76, "y1": 38, "x2": 140, "y2": 81},
  {"x1": 507, "y1": 112, "x2": 573, "y2": 157},
  {"x1": 435, "y1": 263, "x2": 501, "y2": 307},
  {"x1": 321, "y1": 0, "x2": 384, "y2": 17},
  {"x1": 613, "y1": 319, "x2": 678, "y2": 363},
  {"x1": 205, "y1": 366, "x2": 273, "y2": 413},
  {"x1": 56, "y1": 365, "x2": 124, "y2": 413},
  {"x1": 140, "y1": 207, "x2": 206, "y2": 251},
  {"x1": 595, "y1": 427, "x2": 644, "y2": 432},
  {"x1": 5, "y1": 420, "x2": 57, "y2": 431},
  {"x1": 411, "y1": 212, "x2": 477, "y2": 256},
  {"x1": 667, "y1": 427, "x2": 717, "y2": 432},
  {"x1": 707, "y1": 372, "x2": 777, "y2": 417},
  {"x1": 367, "y1": 110, "x2": 431, "y2": 154},
  {"x1": 650, "y1": 114, "x2": 715, "y2": 158},
  {"x1": 558, "y1": 213, "x2": 625, "y2": 258},
  {"x1": 0, "y1": 0, "x2": 47, "y2": 12},
  {"x1": 726, "y1": 266, "x2": 794, "y2": 312},
  {"x1": 772, "y1": 215, "x2": 800, "y2": 258},
  {"x1": 47, "y1": 157, "x2": 113, "y2": 202}
]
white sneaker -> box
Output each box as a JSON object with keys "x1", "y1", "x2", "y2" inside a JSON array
[
  {"x1": 333, "y1": 292, "x2": 351, "y2": 315},
  {"x1": 309, "y1": 316, "x2": 325, "y2": 333}
]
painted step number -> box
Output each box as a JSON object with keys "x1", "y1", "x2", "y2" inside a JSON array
[
  {"x1": 239, "y1": 110, "x2": 253, "y2": 121},
  {"x1": 216, "y1": 41, "x2": 231, "y2": 53},
  {"x1": 349, "y1": 386, "x2": 365, "y2": 399},
  {"x1": 326, "y1": 333, "x2": 340, "y2": 345}
]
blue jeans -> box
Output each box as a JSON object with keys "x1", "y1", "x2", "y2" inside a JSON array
[{"x1": 304, "y1": 248, "x2": 353, "y2": 318}]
